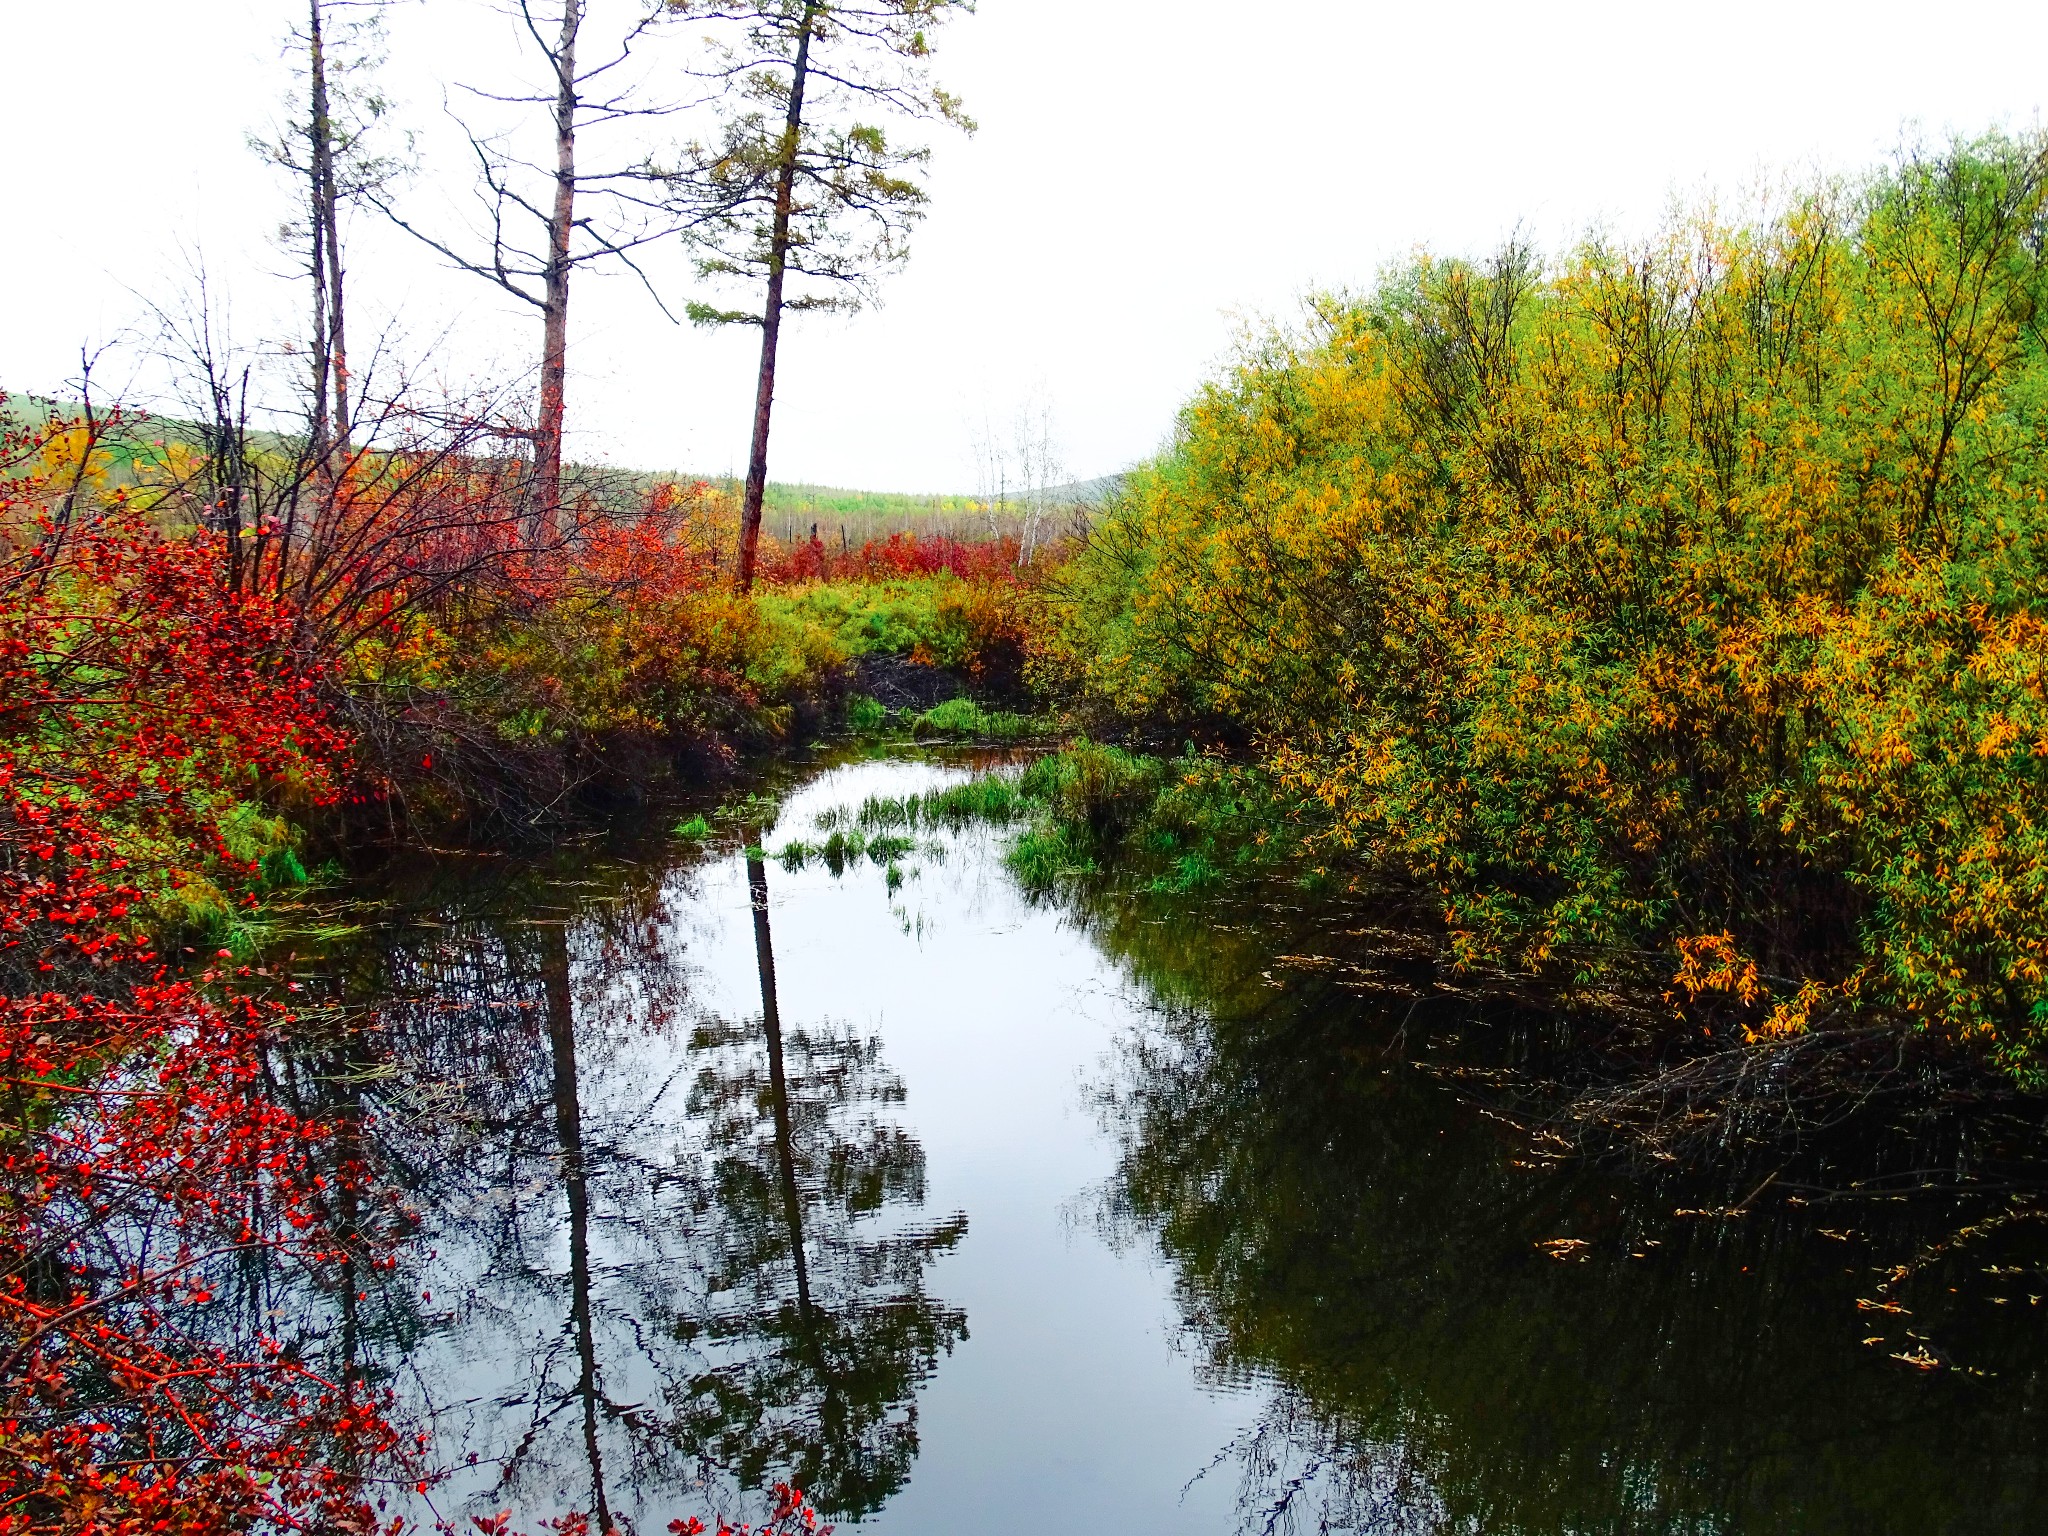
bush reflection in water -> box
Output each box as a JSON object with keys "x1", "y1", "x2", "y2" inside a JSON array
[
  {"x1": 1088, "y1": 887, "x2": 2048, "y2": 1535},
  {"x1": 298, "y1": 840, "x2": 965, "y2": 1530}
]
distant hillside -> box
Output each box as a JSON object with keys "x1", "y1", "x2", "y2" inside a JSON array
[
  {"x1": 700, "y1": 472, "x2": 1122, "y2": 545},
  {"x1": 8, "y1": 390, "x2": 1118, "y2": 544},
  {"x1": 1043, "y1": 473, "x2": 1125, "y2": 506}
]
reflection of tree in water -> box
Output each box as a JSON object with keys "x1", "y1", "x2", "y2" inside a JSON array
[
  {"x1": 297, "y1": 849, "x2": 963, "y2": 1530},
  {"x1": 1090, "y1": 898, "x2": 2048, "y2": 1536},
  {"x1": 672, "y1": 854, "x2": 968, "y2": 1516}
]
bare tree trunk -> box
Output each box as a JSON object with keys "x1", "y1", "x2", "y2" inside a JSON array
[
  {"x1": 535, "y1": 0, "x2": 583, "y2": 545},
  {"x1": 307, "y1": 0, "x2": 351, "y2": 455},
  {"x1": 734, "y1": 2, "x2": 820, "y2": 595},
  {"x1": 323, "y1": 153, "x2": 350, "y2": 455},
  {"x1": 307, "y1": 0, "x2": 336, "y2": 462}
]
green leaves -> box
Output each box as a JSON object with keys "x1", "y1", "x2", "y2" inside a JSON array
[{"x1": 686, "y1": 299, "x2": 765, "y2": 327}]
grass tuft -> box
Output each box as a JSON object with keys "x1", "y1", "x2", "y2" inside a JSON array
[
  {"x1": 846, "y1": 695, "x2": 891, "y2": 734},
  {"x1": 778, "y1": 826, "x2": 922, "y2": 875},
  {"x1": 910, "y1": 697, "x2": 1043, "y2": 741}
]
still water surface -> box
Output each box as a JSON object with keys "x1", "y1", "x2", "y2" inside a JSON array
[{"x1": 312, "y1": 752, "x2": 2048, "y2": 1534}]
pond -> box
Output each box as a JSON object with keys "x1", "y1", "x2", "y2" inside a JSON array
[{"x1": 295, "y1": 751, "x2": 2048, "y2": 1534}]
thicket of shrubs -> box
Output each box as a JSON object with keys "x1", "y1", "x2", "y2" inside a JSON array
[{"x1": 1044, "y1": 133, "x2": 2048, "y2": 1082}]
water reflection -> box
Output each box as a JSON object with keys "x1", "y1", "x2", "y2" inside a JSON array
[
  {"x1": 539, "y1": 920, "x2": 614, "y2": 1530},
  {"x1": 282, "y1": 752, "x2": 2048, "y2": 1535},
  {"x1": 672, "y1": 848, "x2": 968, "y2": 1515},
  {"x1": 306, "y1": 823, "x2": 964, "y2": 1529},
  {"x1": 1089, "y1": 893, "x2": 2048, "y2": 1534}
]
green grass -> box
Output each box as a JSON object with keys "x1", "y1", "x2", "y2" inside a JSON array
[
  {"x1": 673, "y1": 814, "x2": 714, "y2": 840},
  {"x1": 750, "y1": 481, "x2": 1021, "y2": 546},
  {"x1": 794, "y1": 743, "x2": 1303, "y2": 899},
  {"x1": 870, "y1": 743, "x2": 1304, "y2": 895},
  {"x1": 777, "y1": 827, "x2": 921, "y2": 876},
  {"x1": 838, "y1": 692, "x2": 1050, "y2": 742},
  {"x1": 1008, "y1": 824, "x2": 1099, "y2": 886},
  {"x1": 847, "y1": 696, "x2": 891, "y2": 734},
  {"x1": 260, "y1": 846, "x2": 311, "y2": 890},
  {"x1": 755, "y1": 579, "x2": 967, "y2": 664},
  {"x1": 845, "y1": 774, "x2": 1033, "y2": 832},
  {"x1": 1146, "y1": 851, "x2": 1222, "y2": 894},
  {"x1": 909, "y1": 697, "x2": 1043, "y2": 741}
]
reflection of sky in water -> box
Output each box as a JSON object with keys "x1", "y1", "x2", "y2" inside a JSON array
[
  {"x1": 742, "y1": 761, "x2": 1260, "y2": 1531},
  {"x1": 387, "y1": 757, "x2": 1264, "y2": 1534}
]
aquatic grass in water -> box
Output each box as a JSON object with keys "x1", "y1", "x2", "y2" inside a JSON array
[
  {"x1": 910, "y1": 697, "x2": 1045, "y2": 741},
  {"x1": 807, "y1": 743, "x2": 1307, "y2": 897},
  {"x1": 840, "y1": 774, "x2": 1034, "y2": 836},
  {"x1": 847, "y1": 695, "x2": 891, "y2": 734},
  {"x1": 716, "y1": 791, "x2": 784, "y2": 829},
  {"x1": 793, "y1": 742, "x2": 1304, "y2": 898},
  {"x1": 1008, "y1": 824, "x2": 1098, "y2": 888},
  {"x1": 778, "y1": 826, "x2": 920, "y2": 875},
  {"x1": 1145, "y1": 852, "x2": 1222, "y2": 895}
]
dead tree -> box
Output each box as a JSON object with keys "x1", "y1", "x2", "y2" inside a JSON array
[
  {"x1": 253, "y1": 0, "x2": 405, "y2": 463},
  {"x1": 374, "y1": 0, "x2": 690, "y2": 542}
]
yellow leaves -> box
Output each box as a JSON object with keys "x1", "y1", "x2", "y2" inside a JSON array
[
  {"x1": 1670, "y1": 932, "x2": 1763, "y2": 1009},
  {"x1": 1977, "y1": 713, "x2": 2025, "y2": 759},
  {"x1": 1753, "y1": 978, "x2": 1834, "y2": 1041}
]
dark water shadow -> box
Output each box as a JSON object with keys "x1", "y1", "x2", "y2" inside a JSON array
[{"x1": 1076, "y1": 880, "x2": 2048, "y2": 1534}]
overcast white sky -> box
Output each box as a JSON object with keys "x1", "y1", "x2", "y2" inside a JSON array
[{"x1": 5, "y1": 1, "x2": 2048, "y2": 491}]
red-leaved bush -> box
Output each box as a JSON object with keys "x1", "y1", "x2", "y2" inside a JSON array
[
  {"x1": 759, "y1": 530, "x2": 1026, "y2": 586},
  {"x1": 665, "y1": 1484, "x2": 831, "y2": 1536},
  {"x1": 0, "y1": 403, "x2": 410, "y2": 1533}
]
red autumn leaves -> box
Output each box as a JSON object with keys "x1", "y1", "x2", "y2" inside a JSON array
[{"x1": 0, "y1": 414, "x2": 398, "y2": 1534}]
